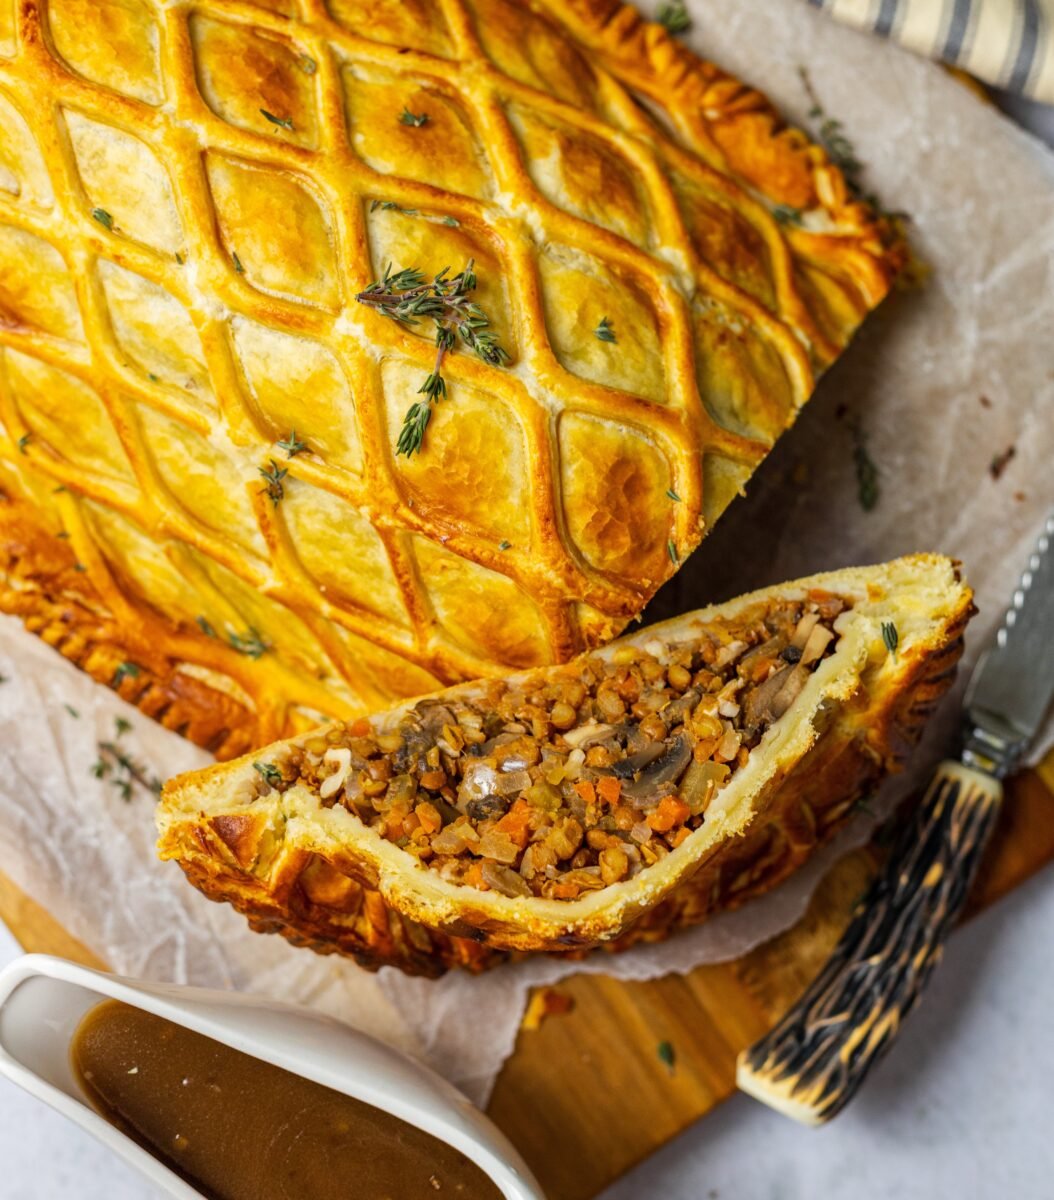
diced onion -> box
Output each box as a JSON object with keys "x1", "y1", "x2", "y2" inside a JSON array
[
  {"x1": 493, "y1": 768, "x2": 531, "y2": 795},
  {"x1": 457, "y1": 760, "x2": 498, "y2": 807},
  {"x1": 319, "y1": 747, "x2": 352, "y2": 800},
  {"x1": 680, "y1": 759, "x2": 731, "y2": 814}
]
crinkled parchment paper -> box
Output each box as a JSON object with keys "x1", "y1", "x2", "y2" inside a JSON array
[{"x1": 1, "y1": 0, "x2": 1053, "y2": 1109}]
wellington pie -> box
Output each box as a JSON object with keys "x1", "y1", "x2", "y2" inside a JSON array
[
  {"x1": 0, "y1": 0, "x2": 902, "y2": 756},
  {"x1": 157, "y1": 557, "x2": 973, "y2": 976}
]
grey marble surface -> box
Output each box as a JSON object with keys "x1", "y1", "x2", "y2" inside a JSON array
[{"x1": 0, "y1": 74, "x2": 1051, "y2": 1200}]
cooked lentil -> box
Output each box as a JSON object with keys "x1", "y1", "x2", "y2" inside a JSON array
[{"x1": 265, "y1": 593, "x2": 847, "y2": 901}]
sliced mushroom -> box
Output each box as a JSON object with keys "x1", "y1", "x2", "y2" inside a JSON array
[
  {"x1": 611, "y1": 740, "x2": 666, "y2": 779},
  {"x1": 620, "y1": 736, "x2": 692, "y2": 801},
  {"x1": 561, "y1": 721, "x2": 616, "y2": 749}
]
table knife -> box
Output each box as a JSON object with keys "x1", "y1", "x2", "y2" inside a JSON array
[{"x1": 736, "y1": 511, "x2": 1054, "y2": 1124}]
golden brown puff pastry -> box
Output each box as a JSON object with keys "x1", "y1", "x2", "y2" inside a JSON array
[
  {"x1": 157, "y1": 556, "x2": 972, "y2": 976},
  {"x1": 0, "y1": 0, "x2": 901, "y2": 755}
]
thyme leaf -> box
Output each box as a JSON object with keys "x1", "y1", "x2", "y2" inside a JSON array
[
  {"x1": 65, "y1": 704, "x2": 80, "y2": 718},
  {"x1": 259, "y1": 458, "x2": 288, "y2": 505},
  {"x1": 594, "y1": 316, "x2": 617, "y2": 343},
  {"x1": 667, "y1": 540, "x2": 679, "y2": 566},
  {"x1": 253, "y1": 761, "x2": 283, "y2": 788},
  {"x1": 498, "y1": 540, "x2": 511, "y2": 551},
  {"x1": 657, "y1": 1040, "x2": 676, "y2": 1072},
  {"x1": 298, "y1": 54, "x2": 317, "y2": 75},
  {"x1": 772, "y1": 204, "x2": 803, "y2": 226},
  {"x1": 666, "y1": 488, "x2": 681, "y2": 502},
  {"x1": 399, "y1": 107, "x2": 429, "y2": 127},
  {"x1": 656, "y1": 1, "x2": 691, "y2": 35},
  {"x1": 850, "y1": 420, "x2": 880, "y2": 512},
  {"x1": 196, "y1": 615, "x2": 217, "y2": 638},
  {"x1": 112, "y1": 661, "x2": 141, "y2": 688},
  {"x1": 260, "y1": 109, "x2": 294, "y2": 131},
  {"x1": 114, "y1": 715, "x2": 132, "y2": 738},
  {"x1": 228, "y1": 627, "x2": 268, "y2": 659},
  {"x1": 16, "y1": 433, "x2": 30, "y2": 454},
  {"x1": 232, "y1": 251, "x2": 245, "y2": 275},
  {"x1": 277, "y1": 429, "x2": 308, "y2": 457},
  {"x1": 371, "y1": 199, "x2": 419, "y2": 216},
  {"x1": 881, "y1": 621, "x2": 899, "y2": 657},
  {"x1": 91, "y1": 207, "x2": 114, "y2": 231},
  {"x1": 356, "y1": 260, "x2": 509, "y2": 456}
]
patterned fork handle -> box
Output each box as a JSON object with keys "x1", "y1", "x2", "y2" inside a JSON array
[{"x1": 736, "y1": 761, "x2": 1003, "y2": 1124}]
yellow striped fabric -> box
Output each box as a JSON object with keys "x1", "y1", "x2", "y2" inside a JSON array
[{"x1": 811, "y1": 0, "x2": 1054, "y2": 102}]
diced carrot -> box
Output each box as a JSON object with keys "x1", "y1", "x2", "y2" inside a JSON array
[
  {"x1": 647, "y1": 795, "x2": 691, "y2": 833},
  {"x1": 494, "y1": 797, "x2": 532, "y2": 848},
  {"x1": 573, "y1": 780, "x2": 597, "y2": 805},
  {"x1": 549, "y1": 880, "x2": 581, "y2": 900},
  {"x1": 464, "y1": 861, "x2": 486, "y2": 889},
  {"x1": 415, "y1": 801, "x2": 442, "y2": 835},
  {"x1": 668, "y1": 826, "x2": 692, "y2": 848},
  {"x1": 350, "y1": 717, "x2": 371, "y2": 737},
  {"x1": 596, "y1": 775, "x2": 622, "y2": 806}
]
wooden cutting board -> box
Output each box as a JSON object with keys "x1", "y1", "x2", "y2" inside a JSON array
[{"x1": 2, "y1": 753, "x2": 1052, "y2": 1199}]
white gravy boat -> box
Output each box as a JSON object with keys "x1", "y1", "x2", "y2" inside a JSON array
[{"x1": 0, "y1": 953, "x2": 544, "y2": 1200}]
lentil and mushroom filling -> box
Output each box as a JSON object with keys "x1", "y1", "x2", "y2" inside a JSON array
[{"x1": 282, "y1": 592, "x2": 848, "y2": 902}]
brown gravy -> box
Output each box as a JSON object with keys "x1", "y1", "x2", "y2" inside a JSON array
[{"x1": 71, "y1": 1000, "x2": 504, "y2": 1200}]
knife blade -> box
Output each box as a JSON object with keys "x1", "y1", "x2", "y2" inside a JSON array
[
  {"x1": 963, "y1": 511, "x2": 1054, "y2": 774},
  {"x1": 737, "y1": 512, "x2": 1054, "y2": 1124}
]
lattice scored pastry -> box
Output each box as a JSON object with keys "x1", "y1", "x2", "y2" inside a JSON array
[
  {"x1": 0, "y1": 0, "x2": 900, "y2": 757},
  {"x1": 158, "y1": 557, "x2": 972, "y2": 976}
]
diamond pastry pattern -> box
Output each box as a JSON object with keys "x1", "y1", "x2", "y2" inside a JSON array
[{"x1": 0, "y1": 0, "x2": 897, "y2": 749}]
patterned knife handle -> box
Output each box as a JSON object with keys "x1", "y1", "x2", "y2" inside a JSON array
[{"x1": 736, "y1": 761, "x2": 1003, "y2": 1125}]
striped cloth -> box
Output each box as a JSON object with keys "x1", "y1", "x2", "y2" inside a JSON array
[{"x1": 809, "y1": 0, "x2": 1054, "y2": 101}]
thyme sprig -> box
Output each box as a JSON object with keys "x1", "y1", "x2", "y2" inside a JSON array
[
  {"x1": 881, "y1": 621, "x2": 899, "y2": 657},
  {"x1": 355, "y1": 260, "x2": 509, "y2": 456},
  {"x1": 798, "y1": 68, "x2": 906, "y2": 223},
  {"x1": 259, "y1": 459, "x2": 288, "y2": 505},
  {"x1": 92, "y1": 739, "x2": 162, "y2": 801}
]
